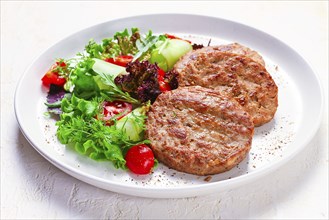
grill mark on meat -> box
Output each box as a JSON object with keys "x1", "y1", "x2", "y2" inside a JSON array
[
  {"x1": 171, "y1": 128, "x2": 187, "y2": 139},
  {"x1": 203, "y1": 43, "x2": 266, "y2": 66},
  {"x1": 146, "y1": 86, "x2": 254, "y2": 175},
  {"x1": 177, "y1": 107, "x2": 248, "y2": 150},
  {"x1": 174, "y1": 46, "x2": 278, "y2": 126}
]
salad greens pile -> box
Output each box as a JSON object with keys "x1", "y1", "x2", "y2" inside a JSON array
[
  {"x1": 56, "y1": 94, "x2": 150, "y2": 169},
  {"x1": 42, "y1": 28, "x2": 195, "y2": 171}
]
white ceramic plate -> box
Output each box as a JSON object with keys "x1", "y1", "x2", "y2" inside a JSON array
[{"x1": 15, "y1": 14, "x2": 323, "y2": 198}]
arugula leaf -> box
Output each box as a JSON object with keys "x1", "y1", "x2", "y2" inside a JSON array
[{"x1": 96, "y1": 70, "x2": 140, "y2": 104}]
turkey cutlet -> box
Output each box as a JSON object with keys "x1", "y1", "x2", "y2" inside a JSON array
[
  {"x1": 146, "y1": 86, "x2": 254, "y2": 176},
  {"x1": 174, "y1": 46, "x2": 278, "y2": 126}
]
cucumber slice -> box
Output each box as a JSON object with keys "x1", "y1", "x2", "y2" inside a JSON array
[
  {"x1": 115, "y1": 104, "x2": 149, "y2": 142},
  {"x1": 92, "y1": 58, "x2": 126, "y2": 78},
  {"x1": 150, "y1": 39, "x2": 192, "y2": 71}
]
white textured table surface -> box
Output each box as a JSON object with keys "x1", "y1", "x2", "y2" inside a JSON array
[{"x1": 1, "y1": 1, "x2": 328, "y2": 219}]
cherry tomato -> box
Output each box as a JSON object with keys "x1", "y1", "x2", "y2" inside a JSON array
[
  {"x1": 102, "y1": 101, "x2": 132, "y2": 123},
  {"x1": 125, "y1": 144, "x2": 155, "y2": 175},
  {"x1": 165, "y1": 33, "x2": 192, "y2": 44},
  {"x1": 104, "y1": 55, "x2": 134, "y2": 67},
  {"x1": 157, "y1": 68, "x2": 171, "y2": 92},
  {"x1": 41, "y1": 62, "x2": 67, "y2": 87}
]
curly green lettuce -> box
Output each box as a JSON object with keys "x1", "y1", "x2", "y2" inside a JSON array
[
  {"x1": 56, "y1": 94, "x2": 149, "y2": 169},
  {"x1": 85, "y1": 28, "x2": 141, "y2": 59}
]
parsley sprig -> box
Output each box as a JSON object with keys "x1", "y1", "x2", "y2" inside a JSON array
[{"x1": 56, "y1": 94, "x2": 147, "y2": 169}]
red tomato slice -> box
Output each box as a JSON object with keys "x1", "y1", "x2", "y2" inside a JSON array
[
  {"x1": 41, "y1": 62, "x2": 67, "y2": 87},
  {"x1": 165, "y1": 33, "x2": 192, "y2": 44},
  {"x1": 104, "y1": 55, "x2": 134, "y2": 67},
  {"x1": 41, "y1": 71, "x2": 66, "y2": 87},
  {"x1": 125, "y1": 144, "x2": 155, "y2": 175},
  {"x1": 102, "y1": 101, "x2": 133, "y2": 123},
  {"x1": 157, "y1": 68, "x2": 171, "y2": 92}
]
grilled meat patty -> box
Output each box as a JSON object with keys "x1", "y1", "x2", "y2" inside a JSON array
[
  {"x1": 146, "y1": 86, "x2": 254, "y2": 176},
  {"x1": 174, "y1": 47, "x2": 278, "y2": 126}
]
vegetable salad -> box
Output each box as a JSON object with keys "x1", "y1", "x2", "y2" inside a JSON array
[{"x1": 42, "y1": 28, "x2": 195, "y2": 174}]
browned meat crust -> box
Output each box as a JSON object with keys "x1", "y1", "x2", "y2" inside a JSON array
[
  {"x1": 174, "y1": 47, "x2": 278, "y2": 126},
  {"x1": 146, "y1": 86, "x2": 254, "y2": 176},
  {"x1": 211, "y1": 43, "x2": 266, "y2": 66}
]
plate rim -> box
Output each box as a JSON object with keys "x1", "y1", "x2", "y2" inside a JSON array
[{"x1": 14, "y1": 13, "x2": 324, "y2": 198}]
